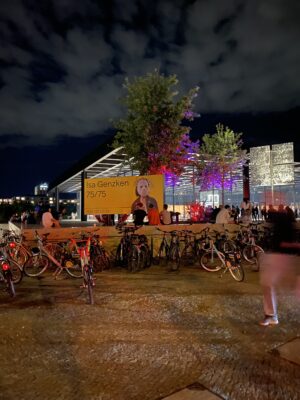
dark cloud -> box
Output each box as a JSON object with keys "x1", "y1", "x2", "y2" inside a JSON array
[
  {"x1": 0, "y1": 0, "x2": 299, "y2": 146},
  {"x1": 0, "y1": 0, "x2": 299, "y2": 195}
]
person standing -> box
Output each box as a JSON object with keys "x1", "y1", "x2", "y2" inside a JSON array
[
  {"x1": 261, "y1": 205, "x2": 267, "y2": 221},
  {"x1": 34, "y1": 201, "x2": 43, "y2": 224},
  {"x1": 159, "y1": 204, "x2": 172, "y2": 225},
  {"x1": 252, "y1": 205, "x2": 259, "y2": 221},
  {"x1": 240, "y1": 197, "x2": 252, "y2": 218},
  {"x1": 20, "y1": 211, "x2": 28, "y2": 226},
  {"x1": 27, "y1": 210, "x2": 36, "y2": 224},
  {"x1": 267, "y1": 204, "x2": 276, "y2": 222}
]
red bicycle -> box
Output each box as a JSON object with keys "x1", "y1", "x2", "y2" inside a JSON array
[{"x1": 70, "y1": 234, "x2": 95, "y2": 305}]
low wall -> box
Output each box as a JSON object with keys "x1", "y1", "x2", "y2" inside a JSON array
[{"x1": 8, "y1": 221, "x2": 248, "y2": 257}]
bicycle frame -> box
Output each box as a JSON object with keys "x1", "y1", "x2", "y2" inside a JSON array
[
  {"x1": 31, "y1": 232, "x2": 67, "y2": 278},
  {"x1": 70, "y1": 236, "x2": 95, "y2": 304},
  {"x1": 202, "y1": 238, "x2": 244, "y2": 281},
  {"x1": 70, "y1": 237, "x2": 91, "y2": 269}
]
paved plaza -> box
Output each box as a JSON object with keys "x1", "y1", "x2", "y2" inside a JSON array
[{"x1": 0, "y1": 257, "x2": 300, "y2": 400}]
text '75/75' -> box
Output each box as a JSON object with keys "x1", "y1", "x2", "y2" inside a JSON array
[{"x1": 86, "y1": 191, "x2": 107, "y2": 198}]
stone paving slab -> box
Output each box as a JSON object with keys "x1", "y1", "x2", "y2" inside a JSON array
[
  {"x1": 1, "y1": 265, "x2": 300, "y2": 399},
  {"x1": 276, "y1": 337, "x2": 300, "y2": 365}
]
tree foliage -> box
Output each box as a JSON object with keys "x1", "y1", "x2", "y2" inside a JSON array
[
  {"x1": 197, "y1": 124, "x2": 247, "y2": 204},
  {"x1": 113, "y1": 70, "x2": 199, "y2": 176}
]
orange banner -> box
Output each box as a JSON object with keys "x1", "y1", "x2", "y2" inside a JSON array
[{"x1": 84, "y1": 175, "x2": 164, "y2": 215}]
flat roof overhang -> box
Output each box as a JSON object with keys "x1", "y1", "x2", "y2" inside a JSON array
[{"x1": 48, "y1": 147, "x2": 140, "y2": 194}]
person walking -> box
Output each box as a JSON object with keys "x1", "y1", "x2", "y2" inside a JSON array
[{"x1": 259, "y1": 206, "x2": 299, "y2": 326}]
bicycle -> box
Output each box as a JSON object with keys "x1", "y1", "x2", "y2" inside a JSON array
[
  {"x1": 242, "y1": 227, "x2": 264, "y2": 269},
  {"x1": 69, "y1": 233, "x2": 95, "y2": 305},
  {"x1": 115, "y1": 226, "x2": 137, "y2": 268},
  {"x1": 214, "y1": 228, "x2": 236, "y2": 253},
  {"x1": 177, "y1": 230, "x2": 199, "y2": 267},
  {"x1": 1, "y1": 229, "x2": 30, "y2": 265},
  {"x1": 90, "y1": 234, "x2": 111, "y2": 272},
  {"x1": 23, "y1": 231, "x2": 82, "y2": 279},
  {"x1": 156, "y1": 228, "x2": 171, "y2": 265},
  {"x1": 0, "y1": 243, "x2": 22, "y2": 296},
  {"x1": 115, "y1": 226, "x2": 151, "y2": 272},
  {"x1": 156, "y1": 228, "x2": 202, "y2": 271},
  {"x1": 180, "y1": 227, "x2": 218, "y2": 267},
  {"x1": 200, "y1": 234, "x2": 245, "y2": 282},
  {"x1": 167, "y1": 230, "x2": 181, "y2": 271}
]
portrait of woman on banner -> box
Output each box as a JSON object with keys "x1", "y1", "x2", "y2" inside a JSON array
[{"x1": 131, "y1": 178, "x2": 158, "y2": 213}]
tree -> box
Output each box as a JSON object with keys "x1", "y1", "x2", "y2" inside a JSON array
[
  {"x1": 197, "y1": 124, "x2": 247, "y2": 205},
  {"x1": 113, "y1": 70, "x2": 199, "y2": 178}
]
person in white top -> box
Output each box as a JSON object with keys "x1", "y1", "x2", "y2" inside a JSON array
[
  {"x1": 42, "y1": 208, "x2": 60, "y2": 228},
  {"x1": 215, "y1": 205, "x2": 232, "y2": 224}
]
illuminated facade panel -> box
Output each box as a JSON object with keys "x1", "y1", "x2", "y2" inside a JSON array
[{"x1": 250, "y1": 142, "x2": 294, "y2": 186}]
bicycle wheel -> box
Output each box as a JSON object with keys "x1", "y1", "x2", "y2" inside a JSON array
[
  {"x1": 9, "y1": 259, "x2": 23, "y2": 284},
  {"x1": 228, "y1": 260, "x2": 245, "y2": 282},
  {"x1": 222, "y1": 240, "x2": 236, "y2": 253},
  {"x1": 144, "y1": 245, "x2": 152, "y2": 268},
  {"x1": 8, "y1": 245, "x2": 28, "y2": 265},
  {"x1": 180, "y1": 244, "x2": 196, "y2": 266},
  {"x1": 44, "y1": 243, "x2": 63, "y2": 259},
  {"x1": 23, "y1": 254, "x2": 49, "y2": 277},
  {"x1": 92, "y1": 249, "x2": 111, "y2": 272},
  {"x1": 243, "y1": 244, "x2": 264, "y2": 264},
  {"x1": 6, "y1": 275, "x2": 16, "y2": 297},
  {"x1": 200, "y1": 250, "x2": 223, "y2": 272},
  {"x1": 138, "y1": 247, "x2": 147, "y2": 270},
  {"x1": 158, "y1": 242, "x2": 169, "y2": 265},
  {"x1": 169, "y1": 245, "x2": 180, "y2": 271},
  {"x1": 64, "y1": 257, "x2": 83, "y2": 278},
  {"x1": 128, "y1": 246, "x2": 139, "y2": 272},
  {"x1": 115, "y1": 243, "x2": 125, "y2": 267},
  {"x1": 83, "y1": 265, "x2": 94, "y2": 305}
]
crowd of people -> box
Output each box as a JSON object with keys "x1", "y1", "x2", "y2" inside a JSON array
[
  {"x1": 210, "y1": 199, "x2": 299, "y2": 225},
  {"x1": 10, "y1": 199, "x2": 299, "y2": 229},
  {"x1": 9, "y1": 202, "x2": 70, "y2": 228}
]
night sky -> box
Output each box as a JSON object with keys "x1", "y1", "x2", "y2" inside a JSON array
[{"x1": 0, "y1": 0, "x2": 299, "y2": 197}]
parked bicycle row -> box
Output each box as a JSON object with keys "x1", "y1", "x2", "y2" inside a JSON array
[
  {"x1": 102, "y1": 223, "x2": 271, "y2": 281},
  {"x1": 0, "y1": 222, "x2": 287, "y2": 299},
  {"x1": 0, "y1": 228, "x2": 111, "y2": 304}
]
